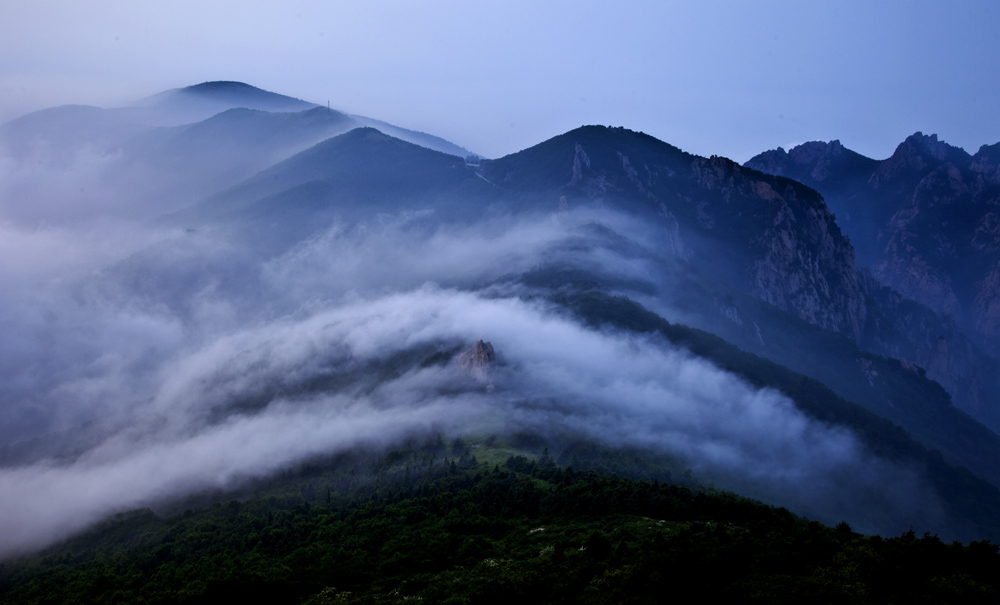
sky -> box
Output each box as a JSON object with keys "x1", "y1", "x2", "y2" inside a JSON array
[{"x1": 2, "y1": 0, "x2": 999, "y2": 162}]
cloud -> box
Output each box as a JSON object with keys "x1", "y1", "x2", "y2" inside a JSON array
[
  {"x1": 0, "y1": 284, "x2": 945, "y2": 557},
  {"x1": 0, "y1": 194, "x2": 947, "y2": 557}
]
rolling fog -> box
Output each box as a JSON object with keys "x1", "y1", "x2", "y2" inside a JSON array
[{"x1": 0, "y1": 118, "x2": 948, "y2": 558}]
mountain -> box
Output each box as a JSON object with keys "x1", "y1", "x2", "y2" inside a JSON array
[
  {"x1": 115, "y1": 106, "x2": 362, "y2": 211},
  {"x1": 747, "y1": 134, "x2": 1000, "y2": 427},
  {"x1": 0, "y1": 81, "x2": 472, "y2": 222},
  {"x1": 133, "y1": 80, "x2": 318, "y2": 125},
  {"x1": 745, "y1": 133, "x2": 1000, "y2": 342},
  {"x1": 0, "y1": 104, "x2": 149, "y2": 163},
  {"x1": 0, "y1": 82, "x2": 320, "y2": 160},
  {"x1": 481, "y1": 126, "x2": 869, "y2": 342},
  {"x1": 472, "y1": 126, "x2": 1000, "y2": 487},
  {"x1": 135, "y1": 81, "x2": 472, "y2": 156},
  {"x1": 162, "y1": 127, "x2": 493, "y2": 257},
  {"x1": 148, "y1": 124, "x2": 1000, "y2": 504},
  {"x1": 82, "y1": 124, "x2": 1000, "y2": 534}
]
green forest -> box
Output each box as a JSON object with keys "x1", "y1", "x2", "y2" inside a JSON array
[{"x1": 1, "y1": 440, "x2": 998, "y2": 604}]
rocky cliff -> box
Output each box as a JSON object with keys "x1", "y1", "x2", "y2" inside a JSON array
[
  {"x1": 747, "y1": 133, "x2": 1000, "y2": 429},
  {"x1": 750, "y1": 133, "x2": 1000, "y2": 355},
  {"x1": 690, "y1": 156, "x2": 868, "y2": 343}
]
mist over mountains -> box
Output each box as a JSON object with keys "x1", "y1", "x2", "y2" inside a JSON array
[{"x1": 2, "y1": 81, "x2": 1000, "y2": 559}]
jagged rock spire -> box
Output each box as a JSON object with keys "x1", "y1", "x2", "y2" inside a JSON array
[{"x1": 459, "y1": 340, "x2": 497, "y2": 387}]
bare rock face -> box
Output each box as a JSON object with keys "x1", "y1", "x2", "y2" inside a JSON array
[
  {"x1": 874, "y1": 202, "x2": 963, "y2": 320},
  {"x1": 970, "y1": 143, "x2": 1000, "y2": 186},
  {"x1": 975, "y1": 267, "x2": 1000, "y2": 339},
  {"x1": 459, "y1": 340, "x2": 497, "y2": 385},
  {"x1": 748, "y1": 133, "x2": 1000, "y2": 357},
  {"x1": 748, "y1": 133, "x2": 1000, "y2": 429},
  {"x1": 745, "y1": 179, "x2": 868, "y2": 344},
  {"x1": 688, "y1": 155, "x2": 869, "y2": 344}
]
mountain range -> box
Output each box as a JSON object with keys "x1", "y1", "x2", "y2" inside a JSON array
[{"x1": 2, "y1": 81, "x2": 1000, "y2": 566}]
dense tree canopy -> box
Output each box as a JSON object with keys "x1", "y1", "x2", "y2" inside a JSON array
[{"x1": 1, "y1": 442, "x2": 997, "y2": 604}]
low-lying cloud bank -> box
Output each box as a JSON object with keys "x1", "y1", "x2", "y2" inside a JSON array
[
  {"x1": 0, "y1": 285, "x2": 944, "y2": 557},
  {"x1": 0, "y1": 191, "x2": 947, "y2": 557}
]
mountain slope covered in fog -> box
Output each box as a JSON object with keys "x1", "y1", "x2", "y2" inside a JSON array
[{"x1": 2, "y1": 82, "x2": 1000, "y2": 564}]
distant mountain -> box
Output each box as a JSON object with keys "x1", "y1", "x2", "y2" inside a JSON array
[
  {"x1": 168, "y1": 126, "x2": 492, "y2": 249},
  {"x1": 118, "y1": 106, "x2": 361, "y2": 210},
  {"x1": 0, "y1": 81, "x2": 474, "y2": 222},
  {"x1": 133, "y1": 80, "x2": 318, "y2": 125},
  {"x1": 0, "y1": 104, "x2": 148, "y2": 163},
  {"x1": 745, "y1": 134, "x2": 973, "y2": 271},
  {"x1": 134, "y1": 81, "x2": 471, "y2": 156}
]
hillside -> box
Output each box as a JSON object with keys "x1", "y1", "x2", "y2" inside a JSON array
[{"x1": 2, "y1": 443, "x2": 998, "y2": 604}]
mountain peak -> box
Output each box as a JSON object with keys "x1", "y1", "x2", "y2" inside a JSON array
[
  {"x1": 901, "y1": 132, "x2": 958, "y2": 160},
  {"x1": 173, "y1": 81, "x2": 315, "y2": 111},
  {"x1": 746, "y1": 140, "x2": 843, "y2": 177},
  {"x1": 870, "y1": 132, "x2": 970, "y2": 187},
  {"x1": 893, "y1": 131, "x2": 969, "y2": 165},
  {"x1": 744, "y1": 140, "x2": 876, "y2": 186},
  {"x1": 787, "y1": 139, "x2": 843, "y2": 163},
  {"x1": 181, "y1": 81, "x2": 264, "y2": 93},
  {"x1": 131, "y1": 81, "x2": 316, "y2": 125}
]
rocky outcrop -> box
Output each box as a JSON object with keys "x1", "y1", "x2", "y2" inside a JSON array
[
  {"x1": 748, "y1": 131, "x2": 1000, "y2": 354},
  {"x1": 747, "y1": 140, "x2": 851, "y2": 183},
  {"x1": 869, "y1": 133, "x2": 970, "y2": 188},
  {"x1": 459, "y1": 340, "x2": 497, "y2": 385},
  {"x1": 975, "y1": 267, "x2": 1000, "y2": 339},
  {"x1": 873, "y1": 203, "x2": 963, "y2": 320},
  {"x1": 970, "y1": 143, "x2": 1000, "y2": 185}
]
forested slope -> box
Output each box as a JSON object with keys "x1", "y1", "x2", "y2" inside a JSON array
[{"x1": 1, "y1": 443, "x2": 997, "y2": 604}]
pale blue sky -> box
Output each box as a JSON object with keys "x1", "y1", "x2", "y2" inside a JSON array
[{"x1": 1, "y1": 0, "x2": 997, "y2": 161}]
